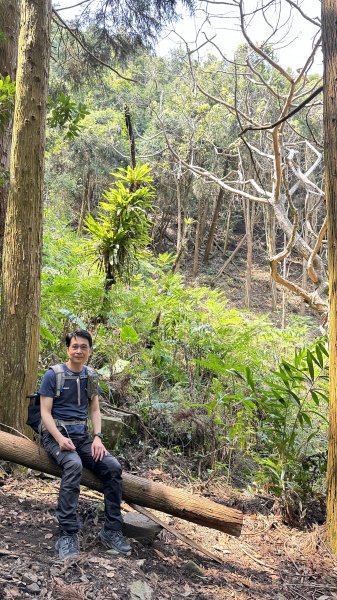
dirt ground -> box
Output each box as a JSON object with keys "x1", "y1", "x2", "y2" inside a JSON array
[{"x1": 1, "y1": 467, "x2": 337, "y2": 600}]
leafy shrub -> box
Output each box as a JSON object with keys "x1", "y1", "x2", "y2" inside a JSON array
[{"x1": 84, "y1": 163, "x2": 154, "y2": 288}]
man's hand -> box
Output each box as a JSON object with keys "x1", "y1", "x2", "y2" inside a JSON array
[
  {"x1": 58, "y1": 436, "x2": 76, "y2": 452},
  {"x1": 92, "y1": 436, "x2": 108, "y2": 462}
]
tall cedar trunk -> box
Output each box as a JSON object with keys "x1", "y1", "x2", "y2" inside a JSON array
[
  {"x1": 0, "y1": 0, "x2": 52, "y2": 431},
  {"x1": 322, "y1": 0, "x2": 337, "y2": 552},
  {"x1": 0, "y1": 0, "x2": 20, "y2": 270}
]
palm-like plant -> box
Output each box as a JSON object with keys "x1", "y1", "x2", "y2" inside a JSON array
[{"x1": 84, "y1": 163, "x2": 154, "y2": 290}]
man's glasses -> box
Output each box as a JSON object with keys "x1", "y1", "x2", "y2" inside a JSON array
[{"x1": 70, "y1": 344, "x2": 90, "y2": 351}]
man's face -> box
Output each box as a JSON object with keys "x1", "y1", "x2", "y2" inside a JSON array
[{"x1": 67, "y1": 336, "x2": 92, "y2": 365}]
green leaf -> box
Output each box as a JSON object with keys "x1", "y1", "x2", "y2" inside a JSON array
[
  {"x1": 315, "y1": 344, "x2": 324, "y2": 368},
  {"x1": 312, "y1": 389, "x2": 329, "y2": 403},
  {"x1": 306, "y1": 350, "x2": 315, "y2": 381},
  {"x1": 59, "y1": 309, "x2": 86, "y2": 329},
  {"x1": 40, "y1": 325, "x2": 55, "y2": 344},
  {"x1": 242, "y1": 398, "x2": 257, "y2": 410},
  {"x1": 245, "y1": 366, "x2": 255, "y2": 391},
  {"x1": 311, "y1": 391, "x2": 320, "y2": 406},
  {"x1": 301, "y1": 412, "x2": 312, "y2": 427},
  {"x1": 120, "y1": 324, "x2": 139, "y2": 343},
  {"x1": 288, "y1": 390, "x2": 301, "y2": 406}
]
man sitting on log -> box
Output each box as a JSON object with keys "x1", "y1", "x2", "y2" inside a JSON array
[{"x1": 39, "y1": 329, "x2": 131, "y2": 560}]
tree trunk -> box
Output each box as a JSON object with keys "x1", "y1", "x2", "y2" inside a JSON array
[
  {"x1": 281, "y1": 235, "x2": 287, "y2": 329},
  {"x1": 0, "y1": 0, "x2": 52, "y2": 431},
  {"x1": 0, "y1": 431, "x2": 243, "y2": 537},
  {"x1": 203, "y1": 186, "x2": 225, "y2": 264},
  {"x1": 77, "y1": 170, "x2": 92, "y2": 234},
  {"x1": 193, "y1": 198, "x2": 203, "y2": 278},
  {"x1": 175, "y1": 174, "x2": 182, "y2": 251},
  {"x1": 263, "y1": 204, "x2": 277, "y2": 311},
  {"x1": 125, "y1": 104, "x2": 136, "y2": 169},
  {"x1": 243, "y1": 199, "x2": 255, "y2": 309},
  {"x1": 223, "y1": 200, "x2": 232, "y2": 256},
  {"x1": 0, "y1": 0, "x2": 20, "y2": 270},
  {"x1": 322, "y1": 0, "x2": 337, "y2": 553},
  {"x1": 193, "y1": 197, "x2": 209, "y2": 278}
]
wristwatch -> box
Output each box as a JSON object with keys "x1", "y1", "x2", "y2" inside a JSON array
[{"x1": 94, "y1": 432, "x2": 103, "y2": 439}]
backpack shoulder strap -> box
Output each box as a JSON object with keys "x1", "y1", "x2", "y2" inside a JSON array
[
  {"x1": 50, "y1": 364, "x2": 65, "y2": 398},
  {"x1": 86, "y1": 366, "x2": 99, "y2": 400}
]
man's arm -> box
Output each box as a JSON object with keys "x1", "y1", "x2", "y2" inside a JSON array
[
  {"x1": 40, "y1": 396, "x2": 75, "y2": 452},
  {"x1": 90, "y1": 394, "x2": 108, "y2": 461}
]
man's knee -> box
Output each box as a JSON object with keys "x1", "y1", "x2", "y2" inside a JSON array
[
  {"x1": 63, "y1": 457, "x2": 83, "y2": 480},
  {"x1": 100, "y1": 455, "x2": 122, "y2": 478}
]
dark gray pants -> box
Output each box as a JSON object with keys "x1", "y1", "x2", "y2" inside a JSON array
[{"x1": 42, "y1": 432, "x2": 123, "y2": 534}]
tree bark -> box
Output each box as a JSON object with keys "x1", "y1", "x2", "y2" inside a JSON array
[
  {"x1": 0, "y1": 0, "x2": 20, "y2": 270},
  {"x1": 125, "y1": 104, "x2": 136, "y2": 169},
  {"x1": 0, "y1": 0, "x2": 52, "y2": 431},
  {"x1": 322, "y1": 0, "x2": 337, "y2": 553},
  {"x1": 0, "y1": 430, "x2": 243, "y2": 537},
  {"x1": 193, "y1": 198, "x2": 203, "y2": 278},
  {"x1": 77, "y1": 170, "x2": 92, "y2": 234},
  {"x1": 203, "y1": 186, "x2": 225, "y2": 264},
  {"x1": 263, "y1": 204, "x2": 277, "y2": 311},
  {"x1": 243, "y1": 199, "x2": 255, "y2": 309},
  {"x1": 223, "y1": 200, "x2": 232, "y2": 256},
  {"x1": 193, "y1": 197, "x2": 209, "y2": 278}
]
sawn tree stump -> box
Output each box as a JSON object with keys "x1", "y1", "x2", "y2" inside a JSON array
[{"x1": 0, "y1": 430, "x2": 243, "y2": 536}]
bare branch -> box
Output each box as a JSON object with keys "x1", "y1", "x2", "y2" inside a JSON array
[
  {"x1": 270, "y1": 209, "x2": 327, "y2": 314},
  {"x1": 293, "y1": 35, "x2": 322, "y2": 85},
  {"x1": 287, "y1": 150, "x2": 324, "y2": 197},
  {"x1": 240, "y1": 85, "x2": 323, "y2": 136},
  {"x1": 155, "y1": 110, "x2": 270, "y2": 203},
  {"x1": 55, "y1": 0, "x2": 94, "y2": 11},
  {"x1": 284, "y1": 0, "x2": 321, "y2": 28},
  {"x1": 307, "y1": 217, "x2": 327, "y2": 284},
  {"x1": 185, "y1": 45, "x2": 260, "y2": 128},
  {"x1": 238, "y1": 0, "x2": 294, "y2": 83}
]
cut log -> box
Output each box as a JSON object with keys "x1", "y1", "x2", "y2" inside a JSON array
[
  {"x1": 122, "y1": 511, "x2": 162, "y2": 543},
  {"x1": 0, "y1": 431, "x2": 243, "y2": 536}
]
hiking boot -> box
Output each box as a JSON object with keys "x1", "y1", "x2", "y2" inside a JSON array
[
  {"x1": 98, "y1": 528, "x2": 132, "y2": 555},
  {"x1": 55, "y1": 532, "x2": 80, "y2": 560}
]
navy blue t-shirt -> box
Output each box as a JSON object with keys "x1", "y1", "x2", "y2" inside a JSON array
[{"x1": 39, "y1": 364, "x2": 91, "y2": 422}]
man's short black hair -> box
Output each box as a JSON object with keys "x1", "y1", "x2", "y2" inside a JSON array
[{"x1": 65, "y1": 330, "x2": 93, "y2": 348}]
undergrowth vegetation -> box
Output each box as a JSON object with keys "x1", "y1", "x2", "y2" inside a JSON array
[{"x1": 40, "y1": 202, "x2": 328, "y2": 522}]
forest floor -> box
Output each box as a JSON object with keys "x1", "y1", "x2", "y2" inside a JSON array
[
  {"x1": 188, "y1": 238, "x2": 318, "y2": 324},
  {"x1": 0, "y1": 462, "x2": 336, "y2": 600}
]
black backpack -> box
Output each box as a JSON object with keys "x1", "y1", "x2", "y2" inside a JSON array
[{"x1": 26, "y1": 364, "x2": 98, "y2": 434}]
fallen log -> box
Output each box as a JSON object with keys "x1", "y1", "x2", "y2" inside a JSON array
[{"x1": 0, "y1": 430, "x2": 243, "y2": 536}]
